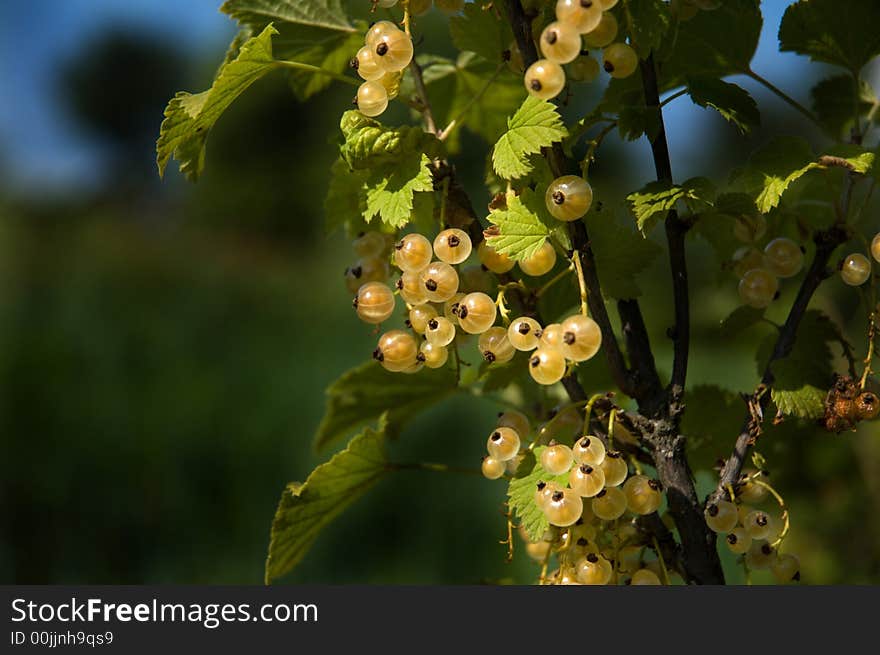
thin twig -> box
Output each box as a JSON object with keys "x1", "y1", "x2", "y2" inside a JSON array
[
  {"x1": 275, "y1": 60, "x2": 359, "y2": 86},
  {"x1": 745, "y1": 68, "x2": 821, "y2": 127},
  {"x1": 408, "y1": 57, "x2": 438, "y2": 134},
  {"x1": 439, "y1": 64, "x2": 505, "y2": 141}
]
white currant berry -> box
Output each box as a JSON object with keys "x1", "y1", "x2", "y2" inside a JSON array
[
  {"x1": 745, "y1": 541, "x2": 777, "y2": 570},
  {"x1": 519, "y1": 240, "x2": 557, "y2": 276},
  {"x1": 733, "y1": 213, "x2": 767, "y2": 243},
  {"x1": 481, "y1": 456, "x2": 506, "y2": 480},
  {"x1": 603, "y1": 43, "x2": 638, "y2": 78},
  {"x1": 408, "y1": 304, "x2": 438, "y2": 334},
  {"x1": 725, "y1": 527, "x2": 752, "y2": 555},
  {"x1": 497, "y1": 410, "x2": 530, "y2": 438},
  {"x1": 529, "y1": 348, "x2": 567, "y2": 385},
  {"x1": 479, "y1": 326, "x2": 516, "y2": 364},
  {"x1": 372, "y1": 29, "x2": 413, "y2": 72},
  {"x1": 524, "y1": 59, "x2": 566, "y2": 100},
  {"x1": 591, "y1": 487, "x2": 627, "y2": 520},
  {"x1": 600, "y1": 450, "x2": 628, "y2": 487},
  {"x1": 540, "y1": 21, "x2": 582, "y2": 64},
  {"x1": 763, "y1": 238, "x2": 804, "y2": 278},
  {"x1": 526, "y1": 540, "x2": 552, "y2": 561},
  {"x1": 573, "y1": 435, "x2": 605, "y2": 466},
  {"x1": 555, "y1": 0, "x2": 603, "y2": 34},
  {"x1": 743, "y1": 510, "x2": 775, "y2": 541},
  {"x1": 354, "y1": 281, "x2": 396, "y2": 324},
  {"x1": 539, "y1": 323, "x2": 564, "y2": 351},
  {"x1": 541, "y1": 443, "x2": 574, "y2": 475},
  {"x1": 576, "y1": 552, "x2": 612, "y2": 584},
  {"x1": 352, "y1": 231, "x2": 388, "y2": 258},
  {"x1": 738, "y1": 469, "x2": 769, "y2": 504},
  {"x1": 397, "y1": 271, "x2": 429, "y2": 305},
  {"x1": 433, "y1": 228, "x2": 472, "y2": 265},
  {"x1": 345, "y1": 257, "x2": 390, "y2": 294},
  {"x1": 545, "y1": 175, "x2": 593, "y2": 221},
  {"x1": 420, "y1": 261, "x2": 460, "y2": 302},
  {"x1": 365, "y1": 21, "x2": 401, "y2": 48},
  {"x1": 544, "y1": 488, "x2": 583, "y2": 527},
  {"x1": 458, "y1": 292, "x2": 497, "y2": 334},
  {"x1": 424, "y1": 316, "x2": 456, "y2": 347},
  {"x1": 771, "y1": 553, "x2": 800, "y2": 584},
  {"x1": 394, "y1": 233, "x2": 433, "y2": 273},
  {"x1": 487, "y1": 426, "x2": 521, "y2": 461},
  {"x1": 630, "y1": 568, "x2": 661, "y2": 585},
  {"x1": 374, "y1": 329, "x2": 419, "y2": 372},
  {"x1": 508, "y1": 317, "x2": 542, "y2": 351},
  {"x1": 477, "y1": 241, "x2": 515, "y2": 274},
  {"x1": 583, "y1": 12, "x2": 618, "y2": 48},
  {"x1": 840, "y1": 253, "x2": 872, "y2": 286},
  {"x1": 704, "y1": 500, "x2": 738, "y2": 533},
  {"x1": 872, "y1": 233, "x2": 880, "y2": 263},
  {"x1": 356, "y1": 81, "x2": 388, "y2": 117},
  {"x1": 419, "y1": 340, "x2": 448, "y2": 369},
  {"x1": 567, "y1": 55, "x2": 600, "y2": 83},
  {"x1": 352, "y1": 46, "x2": 385, "y2": 81},
  {"x1": 569, "y1": 463, "x2": 606, "y2": 497},
  {"x1": 623, "y1": 475, "x2": 663, "y2": 515},
  {"x1": 560, "y1": 313, "x2": 602, "y2": 362},
  {"x1": 534, "y1": 480, "x2": 560, "y2": 510},
  {"x1": 732, "y1": 246, "x2": 764, "y2": 277},
  {"x1": 738, "y1": 268, "x2": 778, "y2": 308}
]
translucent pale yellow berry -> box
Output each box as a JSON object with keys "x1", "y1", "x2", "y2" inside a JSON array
[
  {"x1": 479, "y1": 326, "x2": 516, "y2": 364},
  {"x1": 704, "y1": 499, "x2": 738, "y2": 533},
  {"x1": 573, "y1": 435, "x2": 605, "y2": 466},
  {"x1": 458, "y1": 292, "x2": 497, "y2": 334},
  {"x1": 592, "y1": 487, "x2": 627, "y2": 520},
  {"x1": 576, "y1": 553, "x2": 612, "y2": 585},
  {"x1": 477, "y1": 241, "x2": 515, "y2": 274},
  {"x1": 424, "y1": 316, "x2": 456, "y2": 346},
  {"x1": 600, "y1": 450, "x2": 628, "y2": 487},
  {"x1": 433, "y1": 228, "x2": 472, "y2": 265},
  {"x1": 353, "y1": 231, "x2": 387, "y2": 258},
  {"x1": 567, "y1": 55, "x2": 600, "y2": 83},
  {"x1": 763, "y1": 238, "x2": 803, "y2": 278},
  {"x1": 444, "y1": 292, "x2": 466, "y2": 325},
  {"x1": 555, "y1": 0, "x2": 603, "y2": 34},
  {"x1": 372, "y1": 30, "x2": 413, "y2": 72},
  {"x1": 725, "y1": 527, "x2": 752, "y2": 555},
  {"x1": 419, "y1": 261, "x2": 460, "y2": 302},
  {"x1": 603, "y1": 43, "x2": 638, "y2": 78},
  {"x1": 397, "y1": 271, "x2": 429, "y2": 305},
  {"x1": 560, "y1": 313, "x2": 602, "y2": 362},
  {"x1": 481, "y1": 456, "x2": 506, "y2": 480},
  {"x1": 738, "y1": 268, "x2": 778, "y2": 308},
  {"x1": 408, "y1": 305, "x2": 437, "y2": 334},
  {"x1": 356, "y1": 81, "x2": 389, "y2": 117},
  {"x1": 541, "y1": 443, "x2": 574, "y2": 475},
  {"x1": 353, "y1": 46, "x2": 385, "y2": 81},
  {"x1": 545, "y1": 175, "x2": 593, "y2": 222},
  {"x1": 771, "y1": 553, "x2": 800, "y2": 584},
  {"x1": 872, "y1": 233, "x2": 880, "y2": 263},
  {"x1": 365, "y1": 21, "x2": 401, "y2": 48},
  {"x1": 733, "y1": 213, "x2": 767, "y2": 243},
  {"x1": 524, "y1": 59, "x2": 566, "y2": 100},
  {"x1": 745, "y1": 541, "x2": 777, "y2": 570},
  {"x1": 345, "y1": 257, "x2": 390, "y2": 293},
  {"x1": 743, "y1": 510, "x2": 775, "y2": 541},
  {"x1": 840, "y1": 253, "x2": 872, "y2": 286},
  {"x1": 534, "y1": 480, "x2": 560, "y2": 510},
  {"x1": 539, "y1": 323, "x2": 564, "y2": 351},
  {"x1": 623, "y1": 475, "x2": 663, "y2": 515},
  {"x1": 419, "y1": 340, "x2": 448, "y2": 369},
  {"x1": 544, "y1": 488, "x2": 583, "y2": 527},
  {"x1": 508, "y1": 317, "x2": 542, "y2": 351},
  {"x1": 394, "y1": 233, "x2": 433, "y2": 273},
  {"x1": 487, "y1": 426, "x2": 521, "y2": 461},
  {"x1": 529, "y1": 348, "x2": 567, "y2": 385},
  {"x1": 540, "y1": 21, "x2": 582, "y2": 64},
  {"x1": 374, "y1": 330, "x2": 419, "y2": 372},
  {"x1": 354, "y1": 281, "x2": 396, "y2": 324},
  {"x1": 583, "y1": 12, "x2": 618, "y2": 48},
  {"x1": 630, "y1": 569, "x2": 661, "y2": 585},
  {"x1": 498, "y1": 411, "x2": 530, "y2": 439},
  {"x1": 569, "y1": 464, "x2": 606, "y2": 497},
  {"x1": 732, "y1": 246, "x2": 764, "y2": 277}
]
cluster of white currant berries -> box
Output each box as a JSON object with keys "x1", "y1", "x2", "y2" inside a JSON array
[
  {"x1": 481, "y1": 409, "x2": 672, "y2": 584},
  {"x1": 731, "y1": 214, "x2": 805, "y2": 309},
  {"x1": 351, "y1": 20, "x2": 414, "y2": 117},
  {"x1": 837, "y1": 231, "x2": 880, "y2": 287},
  {"x1": 704, "y1": 470, "x2": 800, "y2": 583},
  {"x1": 518, "y1": 0, "x2": 638, "y2": 101}
]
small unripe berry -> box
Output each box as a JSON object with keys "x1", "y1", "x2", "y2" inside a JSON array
[{"x1": 771, "y1": 553, "x2": 800, "y2": 584}]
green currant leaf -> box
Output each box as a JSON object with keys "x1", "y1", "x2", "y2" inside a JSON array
[
  {"x1": 284, "y1": 28, "x2": 364, "y2": 100},
  {"x1": 266, "y1": 420, "x2": 388, "y2": 583},
  {"x1": 339, "y1": 110, "x2": 442, "y2": 170},
  {"x1": 507, "y1": 446, "x2": 568, "y2": 541},
  {"x1": 156, "y1": 24, "x2": 280, "y2": 181},
  {"x1": 449, "y1": 3, "x2": 512, "y2": 63},
  {"x1": 584, "y1": 204, "x2": 662, "y2": 299},
  {"x1": 686, "y1": 76, "x2": 760, "y2": 135},
  {"x1": 779, "y1": 0, "x2": 880, "y2": 72},
  {"x1": 492, "y1": 96, "x2": 568, "y2": 180},
  {"x1": 364, "y1": 153, "x2": 435, "y2": 229},
  {"x1": 324, "y1": 158, "x2": 368, "y2": 235},
  {"x1": 682, "y1": 385, "x2": 746, "y2": 473},
  {"x1": 624, "y1": 0, "x2": 672, "y2": 59},
  {"x1": 811, "y1": 75, "x2": 877, "y2": 139},
  {"x1": 221, "y1": 0, "x2": 354, "y2": 33},
  {"x1": 719, "y1": 306, "x2": 767, "y2": 340},
  {"x1": 626, "y1": 177, "x2": 715, "y2": 234},
  {"x1": 485, "y1": 189, "x2": 555, "y2": 261},
  {"x1": 314, "y1": 360, "x2": 458, "y2": 452},
  {"x1": 771, "y1": 386, "x2": 826, "y2": 420}
]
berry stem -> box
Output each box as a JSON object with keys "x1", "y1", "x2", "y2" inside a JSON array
[
  {"x1": 274, "y1": 60, "x2": 360, "y2": 86},
  {"x1": 744, "y1": 68, "x2": 821, "y2": 128},
  {"x1": 438, "y1": 63, "x2": 505, "y2": 141},
  {"x1": 571, "y1": 250, "x2": 589, "y2": 316},
  {"x1": 408, "y1": 57, "x2": 438, "y2": 134}
]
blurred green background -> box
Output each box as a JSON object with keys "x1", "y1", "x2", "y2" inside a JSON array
[{"x1": 1, "y1": 1, "x2": 878, "y2": 584}]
